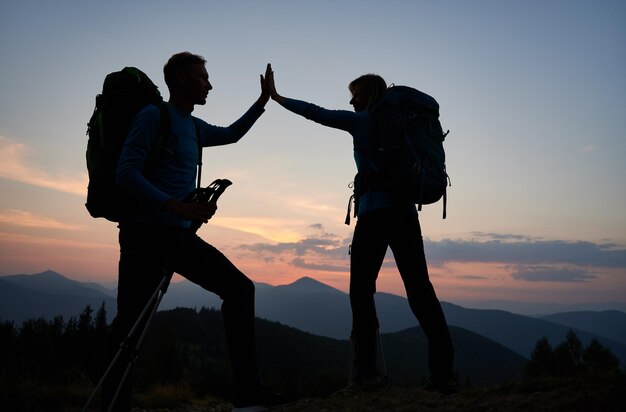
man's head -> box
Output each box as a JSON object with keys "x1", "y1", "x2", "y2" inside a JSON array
[
  {"x1": 164, "y1": 52, "x2": 212, "y2": 108},
  {"x1": 349, "y1": 74, "x2": 387, "y2": 112}
]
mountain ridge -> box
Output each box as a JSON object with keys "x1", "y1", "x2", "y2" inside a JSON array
[{"x1": 1, "y1": 270, "x2": 625, "y2": 367}]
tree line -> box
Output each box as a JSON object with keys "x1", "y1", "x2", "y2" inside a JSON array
[
  {"x1": 0, "y1": 304, "x2": 347, "y2": 410},
  {"x1": 0, "y1": 304, "x2": 622, "y2": 410},
  {"x1": 525, "y1": 330, "x2": 620, "y2": 378}
]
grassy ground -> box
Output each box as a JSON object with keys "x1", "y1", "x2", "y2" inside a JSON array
[{"x1": 122, "y1": 373, "x2": 625, "y2": 412}]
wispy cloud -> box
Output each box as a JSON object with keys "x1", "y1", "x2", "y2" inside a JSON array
[
  {"x1": 238, "y1": 224, "x2": 350, "y2": 274},
  {"x1": 0, "y1": 135, "x2": 87, "y2": 196},
  {"x1": 291, "y1": 257, "x2": 347, "y2": 272},
  {"x1": 579, "y1": 144, "x2": 597, "y2": 153},
  {"x1": 0, "y1": 209, "x2": 86, "y2": 230},
  {"x1": 238, "y1": 228, "x2": 626, "y2": 283},
  {"x1": 240, "y1": 235, "x2": 349, "y2": 258},
  {"x1": 0, "y1": 230, "x2": 111, "y2": 250},
  {"x1": 214, "y1": 216, "x2": 307, "y2": 243},
  {"x1": 425, "y1": 236, "x2": 626, "y2": 268},
  {"x1": 511, "y1": 265, "x2": 596, "y2": 283}
]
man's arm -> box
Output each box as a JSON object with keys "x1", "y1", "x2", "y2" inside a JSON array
[{"x1": 196, "y1": 64, "x2": 272, "y2": 147}]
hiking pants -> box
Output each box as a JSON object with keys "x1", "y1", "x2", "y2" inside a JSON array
[
  {"x1": 349, "y1": 208, "x2": 454, "y2": 382},
  {"x1": 102, "y1": 223, "x2": 259, "y2": 411}
]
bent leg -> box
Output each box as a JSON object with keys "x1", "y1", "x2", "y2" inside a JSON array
[{"x1": 175, "y1": 233, "x2": 260, "y2": 394}]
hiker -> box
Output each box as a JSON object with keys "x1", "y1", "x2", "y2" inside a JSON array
[
  {"x1": 267, "y1": 66, "x2": 457, "y2": 393},
  {"x1": 103, "y1": 52, "x2": 291, "y2": 411}
]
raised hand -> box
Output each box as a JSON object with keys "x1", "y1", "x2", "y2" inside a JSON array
[
  {"x1": 257, "y1": 63, "x2": 272, "y2": 107},
  {"x1": 266, "y1": 64, "x2": 285, "y2": 104}
]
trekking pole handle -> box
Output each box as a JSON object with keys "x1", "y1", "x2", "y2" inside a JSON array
[
  {"x1": 206, "y1": 178, "x2": 232, "y2": 203},
  {"x1": 184, "y1": 179, "x2": 232, "y2": 233},
  {"x1": 184, "y1": 178, "x2": 232, "y2": 204}
]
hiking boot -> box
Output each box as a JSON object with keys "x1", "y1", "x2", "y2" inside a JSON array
[
  {"x1": 232, "y1": 387, "x2": 295, "y2": 412},
  {"x1": 333, "y1": 375, "x2": 388, "y2": 397}
]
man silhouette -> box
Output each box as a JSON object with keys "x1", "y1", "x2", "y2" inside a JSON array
[{"x1": 102, "y1": 52, "x2": 291, "y2": 411}]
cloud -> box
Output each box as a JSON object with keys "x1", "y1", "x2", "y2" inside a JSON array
[
  {"x1": 291, "y1": 257, "x2": 347, "y2": 272},
  {"x1": 0, "y1": 209, "x2": 86, "y2": 230},
  {"x1": 238, "y1": 229, "x2": 351, "y2": 274},
  {"x1": 240, "y1": 235, "x2": 349, "y2": 258},
  {"x1": 458, "y1": 275, "x2": 490, "y2": 280},
  {"x1": 579, "y1": 144, "x2": 597, "y2": 153},
  {"x1": 470, "y1": 232, "x2": 535, "y2": 242},
  {"x1": 309, "y1": 223, "x2": 324, "y2": 231},
  {"x1": 0, "y1": 230, "x2": 111, "y2": 250},
  {"x1": 511, "y1": 265, "x2": 596, "y2": 283},
  {"x1": 0, "y1": 135, "x2": 87, "y2": 196},
  {"x1": 425, "y1": 236, "x2": 626, "y2": 268},
  {"x1": 238, "y1": 229, "x2": 626, "y2": 280},
  {"x1": 214, "y1": 216, "x2": 305, "y2": 243}
]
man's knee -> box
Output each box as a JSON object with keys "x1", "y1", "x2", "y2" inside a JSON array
[
  {"x1": 240, "y1": 275, "x2": 255, "y2": 297},
  {"x1": 221, "y1": 273, "x2": 255, "y2": 302}
]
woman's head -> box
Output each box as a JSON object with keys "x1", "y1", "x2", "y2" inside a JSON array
[{"x1": 349, "y1": 74, "x2": 387, "y2": 112}]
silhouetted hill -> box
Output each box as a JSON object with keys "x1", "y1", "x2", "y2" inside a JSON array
[
  {"x1": 382, "y1": 326, "x2": 526, "y2": 385},
  {"x1": 141, "y1": 307, "x2": 525, "y2": 395},
  {"x1": 255, "y1": 276, "x2": 350, "y2": 339},
  {"x1": 441, "y1": 302, "x2": 626, "y2": 364},
  {"x1": 540, "y1": 310, "x2": 626, "y2": 345},
  {"x1": 0, "y1": 272, "x2": 115, "y2": 323},
  {"x1": 2, "y1": 271, "x2": 625, "y2": 368},
  {"x1": 1, "y1": 270, "x2": 113, "y2": 297},
  {"x1": 455, "y1": 299, "x2": 626, "y2": 315}
]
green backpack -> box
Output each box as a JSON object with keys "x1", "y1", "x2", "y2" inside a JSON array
[
  {"x1": 85, "y1": 67, "x2": 169, "y2": 222},
  {"x1": 354, "y1": 85, "x2": 450, "y2": 219}
]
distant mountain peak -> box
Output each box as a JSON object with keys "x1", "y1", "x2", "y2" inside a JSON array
[
  {"x1": 1, "y1": 269, "x2": 66, "y2": 280},
  {"x1": 282, "y1": 276, "x2": 344, "y2": 294},
  {"x1": 291, "y1": 276, "x2": 321, "y2": 285},
  {"x1": 37, "y1": 270, "x2": 65, "y2": 278},
  {"x1": 0, "y1": 270, "x2": 111, "y2": 297}
]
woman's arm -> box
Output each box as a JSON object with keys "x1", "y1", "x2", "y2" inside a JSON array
[{"x1": 268, "y1": 65, "x2": 363, "y2": 133}]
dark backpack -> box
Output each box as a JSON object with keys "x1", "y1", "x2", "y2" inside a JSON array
[
  {"x1": 85, "y1": 67, "x2": 169, "y2": 222},
  {"x1": 355, "y1": 85, "x2": 450, "y2": 219}
]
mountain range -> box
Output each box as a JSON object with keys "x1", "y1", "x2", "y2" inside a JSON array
[{"x1": 1, "y1": 270, "x2": 625, "y2": 367}]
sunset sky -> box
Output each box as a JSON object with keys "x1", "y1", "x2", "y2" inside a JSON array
[{"x1": 1, "y1": 1, "x2": 625, "y2": 305}]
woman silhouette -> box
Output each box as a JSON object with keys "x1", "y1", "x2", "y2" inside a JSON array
[{"x1": 268, "y1": 66, "x2": 457, "y2": 393}]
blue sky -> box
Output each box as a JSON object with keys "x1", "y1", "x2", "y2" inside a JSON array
[{"x1": 1, "y1": 1, "x2": 625, "y2": 305}]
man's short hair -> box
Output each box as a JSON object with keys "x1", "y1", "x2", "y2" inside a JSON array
[{"x1": 164, "y1": 52, "x2": 207, "y2": 89}]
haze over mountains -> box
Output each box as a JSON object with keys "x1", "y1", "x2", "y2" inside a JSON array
[{"x1": 1, "y1": 270, "x2": 625, "y2": 366}]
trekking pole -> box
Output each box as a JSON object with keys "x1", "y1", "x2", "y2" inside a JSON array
[
  {"x1": 81, "y1": 178, "x2": 232, "y2": 412},
  {"x1": 105, "y1": 270, "x2": 174, "y2": 412},
  {"x1": 81, "y1": 270, "x2": 173, "y2": 412}
]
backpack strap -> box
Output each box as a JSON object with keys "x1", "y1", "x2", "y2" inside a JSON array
[
  {"x1": 192, "y1": 118, "x2": 202, "y2": 189},
  {"x1": 344, "y1": 194, "x2": 355, "y2": 225},
  {"x1": 146, "y1": 105, "x2": 203, "y2": 190}
]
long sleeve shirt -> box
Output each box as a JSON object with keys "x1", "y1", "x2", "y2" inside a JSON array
[
  {"x1": 280, "y1": 98, "x2": 416, "y2": 217},
  {"x1": 117, "y1": 102, "x2": 264, "y2": 227}
]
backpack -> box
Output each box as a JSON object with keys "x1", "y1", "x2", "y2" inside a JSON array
[
  {"x1": 85, "y1": 67, "x2": 169, "y2": 222},
  {"x1": 354, "y1": 85, "x2": 450, "y2": 219}
]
